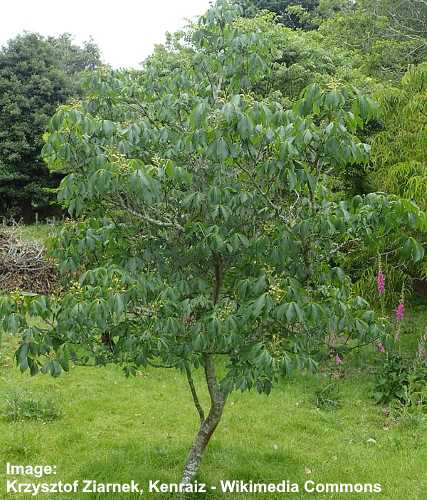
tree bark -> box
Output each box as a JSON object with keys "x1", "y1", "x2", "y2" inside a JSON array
[
  {"x1": 181, "y1": 354, "x2": 226, "y2": 484},
  {"x1": 212, "y1": 251, "x2": 223, "y2": 306}
]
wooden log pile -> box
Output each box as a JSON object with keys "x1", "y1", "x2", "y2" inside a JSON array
[{"x1": 0, "y1": 229, "x2": 58, "y2": 294}]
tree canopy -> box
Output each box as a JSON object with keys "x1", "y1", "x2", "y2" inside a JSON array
[
  {"x1": 0, "y1": 33, "x2": 101, "y2": 218},
  {"x1": 370, "y1": 63, "x2": 427, "y2": 210},
  {"x1": 235, "y1": 0, "x2": 320, "y2": 29}
]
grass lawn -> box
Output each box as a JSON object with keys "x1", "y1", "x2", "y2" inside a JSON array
[{"x1": 1, "y1": 308, "x2": 427, "y2": 499}]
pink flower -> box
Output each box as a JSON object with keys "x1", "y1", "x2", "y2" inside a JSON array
[
  {"x1": 335, "y1": 354, "x2": 343, "y2": 365},
  {"x1": 376, "y1": 342, "x2": 385, "y2": 353},
  {"x1": 395, "y1": 302, "x2": 405, "y2": 322},
  {"x1": 376, "y1": 271, "x2": 385, "y2": 295}
]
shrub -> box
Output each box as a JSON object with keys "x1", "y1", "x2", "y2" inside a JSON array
[
  {"x1": 372, "y1": 352, "x2": 427, "y2": 409},
  {"x1": 314, "y1": 382, "x2": 341, "y2": 410}
]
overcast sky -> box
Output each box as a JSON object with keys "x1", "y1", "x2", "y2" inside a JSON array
[{"x1": 0, "y1": 0, "x2": 213, "y2": 68}]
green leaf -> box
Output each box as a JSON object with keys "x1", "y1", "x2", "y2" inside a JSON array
[
  {"x1": 237, "y1": 116, "x2": 251, "y2": 139},
  {"x1": 252, "y1": 275, "x2": 267, "y2": 295},
  {"x1": 190, "y1": 102, "x2": 207, "y2": 127},
  {"x1": 17, "y1": 343, "x2": 29, "y2": 371},
  {"x1": 113, "y1": 294, "x2": 125, "y2": 315},
  {"x1": 102, "y1": 120, "x2": 114, "y2": 137},
  {"x1": 286, "y1": 302, "x2": 304, "y2": 323},
  {"x1": 252, "y1": 294, "x2": 266, "y2": 318},
  {"x1": 216, "y1": 138, "x2": 229, "y2": 161},
  {"x1": 402, "y1": 237, "x2": 425, "y2": 262}
]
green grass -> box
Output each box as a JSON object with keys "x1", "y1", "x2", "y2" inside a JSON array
[
  {"x1": 13, "y1": 223, "x2": 57, "y2": 244},
  {"x1": 1, "y1": 310, "x2": 427, "y2": 499},
  {"x1": 2, "y1": 389, "x2": 63, "y2": 423},
  {"x1": 0, "y1": 223, "x2": 57, "y2": 245}
]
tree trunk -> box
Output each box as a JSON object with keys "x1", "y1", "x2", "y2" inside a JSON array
[{"x1": 181, "y1": 355, "x2": 226, "y2": 484}]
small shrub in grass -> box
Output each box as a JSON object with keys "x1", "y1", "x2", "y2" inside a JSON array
[
  {"x1": 372, "y1": 351, "x2": 427, "y2": 411},
  {"x1": 372, "y1": 352, "x2": 409, "y2": 405},
  {"x1": 314, "y1": 382, "x2": 341, "y2": 410},
  {"x1": 391, "y1": 368, "x2": 427, "y2": 427},
  {"x1": 2, "y1": 390, "x2": 62, "y2": 423}
]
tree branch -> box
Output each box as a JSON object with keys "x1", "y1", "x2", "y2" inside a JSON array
[
  {"x1": 185, "y1": 363, "x2": 205, "y2": 423},
  {"x1": 116, "y1": 196, "x2": 184, "y2": 231},
  {"x1": 234, "y1": 157, "x2": 289, "y2": 226},
  {"x1": 212, "y1": 252, "x2": 223, "y2": 306}
]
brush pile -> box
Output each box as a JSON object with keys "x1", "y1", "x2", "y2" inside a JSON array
[{"x1": 0, "y1": 228, "x2": 58, "y2": 294}]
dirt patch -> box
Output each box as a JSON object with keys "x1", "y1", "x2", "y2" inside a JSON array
[{"x1": 414, "y1": 279, "x2": 427, "y2": 299}]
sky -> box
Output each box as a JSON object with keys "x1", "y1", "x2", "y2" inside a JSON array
[{"x1": 0, "y1": 0, "x2": 213, "y2": 68}]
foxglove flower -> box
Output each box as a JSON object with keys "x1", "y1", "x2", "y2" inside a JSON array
[
  {"x1": 395, "y1": 301, "x2": 405, "y2": 322},
  {"x1": 376, "y1": 271, "x2": 385, "y2": 295},
  {"x1": 377, "y1": 342, "x2": 385, "y2": 353},
  {"x1": 335, "y1": 354, "x2": 343, "y2": 365}
]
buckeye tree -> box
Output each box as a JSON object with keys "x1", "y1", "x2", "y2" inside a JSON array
[{"x1": 4, "y1": 0, "x2": 425, "y2": 484}]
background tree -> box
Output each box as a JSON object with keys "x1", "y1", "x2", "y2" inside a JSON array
[
  {"x1": 378, "y1": 0, "x2": 427, "y2": 51},
  {"x1": 235, "y1": 0, "x2": 321, "y2": 29},
  {"x1": 311, "y1": 3, "x2": 427, "y2": 299},
  {"x1": 319, "y1": 0, "x2": 427, "y2": 81},
  {"x1": 368, "y1": 62, "x2": 427, "y2": 263},
  {"x1": 0, "y1": 33, "x2": 101, "y2": 219},
  {"x1": 5, "y1": 1, "x2": 425, "y2": 484}
]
